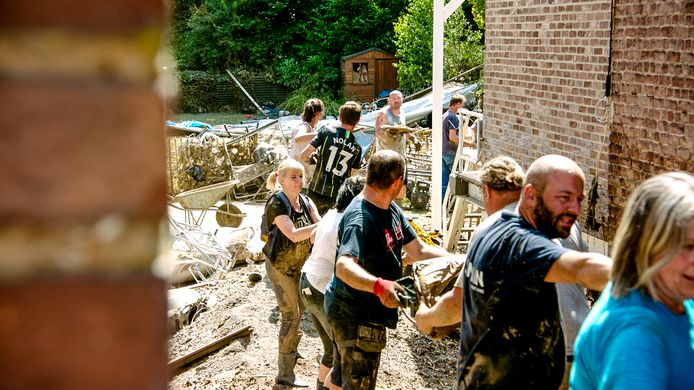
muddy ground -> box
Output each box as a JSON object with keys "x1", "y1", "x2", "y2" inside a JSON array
[{"x1": 167, "y1": 200, "x2": 459, "y2": 390}]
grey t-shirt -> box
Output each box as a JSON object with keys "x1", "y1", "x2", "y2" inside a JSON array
[
  {"x1": 374, "y1": 108, "x2": 407, "y2": 156},
  {"x1": 554, "y1": 225, "x2": 591, "y2": 356}
]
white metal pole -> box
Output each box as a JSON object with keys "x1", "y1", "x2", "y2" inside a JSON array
[
  {"x1": 432, "y1": 0, "x2": 466, "y2": 234},
  {"x1": 431, "y1": 0, "x2": 444, "y2": 231}
]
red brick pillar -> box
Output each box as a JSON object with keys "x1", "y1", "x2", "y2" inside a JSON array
[{"x1": 0, "y1": 1, "x2": 169, "y2": 388}]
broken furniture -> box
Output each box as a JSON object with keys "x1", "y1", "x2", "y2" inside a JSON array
[{"x1": 168, "y1": 219, "x2": 236, "y2": 283}]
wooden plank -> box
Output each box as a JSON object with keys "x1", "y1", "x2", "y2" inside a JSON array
[
  {"x1": 169, "y1": 325, "x2": 253, "y2": 375},
  {"x1": 444, "y1": 195, "x2": 468, "y2": 252}
]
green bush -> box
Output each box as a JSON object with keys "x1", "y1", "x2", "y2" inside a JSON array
[{"x1": 281, "y1": 89, "x2": 342, "y2": 118}]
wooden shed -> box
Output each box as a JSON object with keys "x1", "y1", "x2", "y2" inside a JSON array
[{"x1": 341, "y1": 48, "x2": 398, "y2": 103}]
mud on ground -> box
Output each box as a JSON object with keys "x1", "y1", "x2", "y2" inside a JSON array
[{"x1": 168, "y1": 202, "x2": 459, "y2": 390}]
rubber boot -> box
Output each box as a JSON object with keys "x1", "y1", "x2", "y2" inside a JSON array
[
  {"x1": 316, "y1": 379, "x2": 329, "y2": 390},
  {"x1": 291, "y1": 332, "x2": 305, "y2": 361},
  {"x1": 276, "y1": 352, "x2": 309, "y2": 387}
]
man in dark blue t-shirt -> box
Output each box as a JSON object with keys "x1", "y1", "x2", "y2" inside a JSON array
[
  {"x1": 441, "y1": 94, "x2": 465, "y2": 198},
  {"x1": 324, "y1": 150, "x2": 451, "y2": 390},
  {"x1": 456, "y1": 155, "x2": 612, "y2": 390},
  {"x1": 301, "y1": 101, "x2": 363, "y2": 215}
]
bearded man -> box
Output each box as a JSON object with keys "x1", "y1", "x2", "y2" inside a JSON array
[{"x1": 455, "y1": 154, "x2": 612, "y2": 390}]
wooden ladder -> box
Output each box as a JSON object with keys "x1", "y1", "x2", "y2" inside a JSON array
[{"x1": 442, "y1": 109, "x2": 484, "y2": 253}]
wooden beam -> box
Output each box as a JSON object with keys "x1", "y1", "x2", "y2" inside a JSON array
[{"x1": 168, "y1": 325, "x2": 253, "y2": 375}]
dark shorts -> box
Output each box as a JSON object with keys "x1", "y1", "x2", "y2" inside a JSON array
[
  {"x1": 329, "y1": 320, "x2": 386, "y2": 390},
  {"x1": 307, "y1": 190, "x2": 335, "y2": 216}
]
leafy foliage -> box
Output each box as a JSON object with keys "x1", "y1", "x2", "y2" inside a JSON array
[
  {"x1": 171, "y1": 0, "x2": 486, "y2": 107},
  {"x1": 393, "y1": 0, "x2": 484, "y2": 93},
  {"x1": 469, "y1": 0, "x2": 486, "y2": 30},
  {"x1": 172, "y1": 0, "x2": 408, "y2": 99},
  {"x1": 281, "y1": 90, "x2": 342, "y2": 118}
]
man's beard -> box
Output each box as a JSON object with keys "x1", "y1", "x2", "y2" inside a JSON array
[{"x1": 534, "y1": 195, "x2": 575, "y2": 239}]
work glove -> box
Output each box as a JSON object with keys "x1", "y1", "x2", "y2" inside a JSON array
[{"x1": 373, "y1": 278, "x2": 406, "y2": 309}]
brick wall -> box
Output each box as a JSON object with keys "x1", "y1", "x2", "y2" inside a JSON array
[
  {"x1": 483, "y1": 0, "x2": 614, "y2": 239},
  {"x1": 0, "y1": 1, "x2": 169, "y2": 388},
  {"x1": 607, "y1": 0, "x2": 694, "y2": 239}
]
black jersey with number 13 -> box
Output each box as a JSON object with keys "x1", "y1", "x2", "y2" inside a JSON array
[{"x1": 308, "y1": 126, "x2": 363, "y2": 198}]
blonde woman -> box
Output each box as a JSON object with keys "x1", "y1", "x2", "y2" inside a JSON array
[
  {"x1": 262, "y1": 159, "x2": 320, "y2": 387},
  {"x1": 571, "y1": 172, "x2": 694, "y2": 389}
]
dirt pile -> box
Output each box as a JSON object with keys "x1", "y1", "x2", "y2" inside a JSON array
[{"x1": 167, "y1": 204, "x2": 459, "y2": 390}]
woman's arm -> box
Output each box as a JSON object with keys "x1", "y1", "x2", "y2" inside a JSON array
[{"x1": 274, "y1": 215, "x2": 316, "y2": 243}]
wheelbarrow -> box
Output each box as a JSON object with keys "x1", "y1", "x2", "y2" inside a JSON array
[{"x1": 168, "y1": 179, "x2": 245, "y2": 228}]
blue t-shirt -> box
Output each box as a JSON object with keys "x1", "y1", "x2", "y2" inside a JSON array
[
  {"x1": 458, "y1": 211, "x2": 569, "y2": 389},
  {"x1": 442, "y1": 110, "x2": 459, "y2": 161},
  {"x1": 571, "y1": 285, "x2": 694, "y2": 390},
  {"x1": 324, "y1": 197, "x2": 416, "y2": 328}
]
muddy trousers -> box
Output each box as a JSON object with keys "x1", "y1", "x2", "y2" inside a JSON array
[
  {"x1": 299, "y1": 272, "x2": 333, "y2": 367},
  {"x1": 266, "y1": 260, "x2": 307, "y2": 386},
  {"x1": 329, "y1": 320, "x2": 386, "y2": 390}
]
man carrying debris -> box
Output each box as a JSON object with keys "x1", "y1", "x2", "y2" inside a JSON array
[
  {"x1": 301, "y1": 101, "x2": 363, "y2": 215},
  {"x1": 324, "y1": 150, "x2": 451, "y2": 390},
  {"x1": 373, "y1": 90, "x2": 407, "y2": 203},
  {"x1": 416, "y1": 155, "x2": 593, "y2": 389},
  {"x1": 418, "y1": 155, "x2": 611, "y2": 389},
  {"x1": 416, "y1": 156, "x2": 526, "y2": 336}
]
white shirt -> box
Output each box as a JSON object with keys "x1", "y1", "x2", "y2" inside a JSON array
[{"x1": 301, "y1": 208, "x2": 342, "y2": 293}]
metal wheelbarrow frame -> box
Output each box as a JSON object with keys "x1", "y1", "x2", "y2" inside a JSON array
[{"x1": 168, "y1": 179, "x2": 245, "y2": 227}]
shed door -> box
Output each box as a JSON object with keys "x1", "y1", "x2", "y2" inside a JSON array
[{"x1": 375, "y1": 59, "x2": 398, "y2": 95}]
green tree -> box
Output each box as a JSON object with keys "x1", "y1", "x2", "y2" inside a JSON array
[
  {"x1": 393, "y1": 0, "x2": 483, "y2": 93},
  {"x1": 469, "y1": 0, "x2": 486, "y2": 30},
  {"x1": 172, "y1": 0, "x2": 409, "y2": 98},
  {"x1": 175, "y1": 0, "x2": 319, "y2": 71},
  {"x1": 279, "y1": 0, "x2": 408, "y2": 96}
]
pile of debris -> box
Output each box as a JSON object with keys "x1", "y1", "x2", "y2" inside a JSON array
[{"x1": 166, "y1": 119, "x2": 290, "y2": 197}]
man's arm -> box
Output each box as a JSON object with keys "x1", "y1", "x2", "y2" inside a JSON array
[
  {"x1": 448, "y1": 128, "x2": 459, "y2": 145},
  {"x1": 374, "y1": 111, "x2": 387, "y2": 141},
  {"x1": 299, "y1": 144, "x2": 317, "y2": 162},
  {"x1": 335, "y1": 254, "x2": 402, "y2": 308},
  {"x1": 544, "y1": 250, "x2": 612, "y2": 291},
  {"x1": 415, "y1": 286, "x2": 462, "y2": 336},
  {"x1": 402, "y1": 237, "x2": 452, "y2": 265}
]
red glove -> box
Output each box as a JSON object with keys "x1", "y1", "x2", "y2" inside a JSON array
[{"x1": 373, "y1": 278, "x2": 404, "y2": 308}]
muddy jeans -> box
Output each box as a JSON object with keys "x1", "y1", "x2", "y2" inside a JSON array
[
  {"x1": 299, "y1": 273, "x2": 333, "y2": 367},
  {"x1": 329, "y1": 320, "x2": 386, "y2": 390},
  {"x1": 266, "y1": 259, "x2": 304, "y2": 353}
]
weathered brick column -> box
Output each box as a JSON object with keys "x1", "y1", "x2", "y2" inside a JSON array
[
  {"x1": 0, "y1": 1, "x2": 169, "y2": 388},
  {"x1": 483, "y1": 0, "x2": 612, "y2": 242},
  {"x1": 607, "y1": 0, "x2": 694, "y2": 240}
]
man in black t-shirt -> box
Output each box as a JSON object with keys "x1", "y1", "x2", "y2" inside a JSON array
[
  {"x1": 324, "y1": 150, "x2": 451, "y2": 390},
  {"x1": 301, "y1": 101, "x2": 363, "y2": 215},
  {"x1": 455, "y1": 155, "x2": 612, "y2": 390}
]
